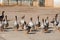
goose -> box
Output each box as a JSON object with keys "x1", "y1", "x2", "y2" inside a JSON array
[
  {"x1": 28, "y1": 17, "x2": 34, "y2": 28},
  {"x1": 54, "y1": 18, "x2": 59, "y2": 30},
  {"x1": 41, "y1": 19, "x2": 44, "y2": 29},
  {"x1": 51, "y1": 14, "x2": 58, "y2": 26},
  {"x1": 20, "y1": 16, "x2": 25, "y2": 30},
  {"x1": 27, "y1": 17, "x2": 34, "y2": 33},
  {"x1": 45, "y1": 17, "x2": 49, "y2": 28},
  {"x1": 54, "y1": 14, "x2": 59, "y2": 25},
  {"x1": 4, "y1": 15, "x2": 9, "y2": 28},
  {"x1": 44, "y1": 17, "x2": 49, "y2": 32},
  {"x1": 35, "y1": 16, "x2": 40, "y2": 30},
  {"x1": 53, "y1": 14, "x2": 59, "y2": 30},
  {"x1": 14, "y1": 16, "x2": 19, "y2": 31}
]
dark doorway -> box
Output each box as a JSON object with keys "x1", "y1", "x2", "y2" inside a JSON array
[{"x1": 39, "y1": 0, "x2": 45, "y2": 7}]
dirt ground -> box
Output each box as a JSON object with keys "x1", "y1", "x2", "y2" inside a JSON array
[{"x1": 0, "y1": 6, "x2": 60, "y2": 40}]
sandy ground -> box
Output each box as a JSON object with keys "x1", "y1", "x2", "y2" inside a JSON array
[{"x1": 0, "y1": 6, "x2": 60, "y2": 40}]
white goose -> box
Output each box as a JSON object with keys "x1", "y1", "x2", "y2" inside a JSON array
[
  {"x1": 28, "y1": 17, "x2": 34, "y2": 30},
  {"x1": 44, "y1": 17, "x2": 49, "y2": 30},
  {"x1": 54, "y1": 14, "x2": 59, "y2": 26},
  {"x1": 41, "y1": 19, "x2": 44, "y2": 29},
  {"x1": 20, "y1": 16, "x2": 25, "y2": 29},
  {"x1": 14, "y1": 16, "x2": 19, "y2": 31},
  {"x1": 26, "y1": 17, "x2": 34, "y2": 33},
  {"x1": 43, "y1": 18, "x2": 49, "y2": 32},
  {"x1": 35, "y1": 16, "x2": 40, "y2": 30}
]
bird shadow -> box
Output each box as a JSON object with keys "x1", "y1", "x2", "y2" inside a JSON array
[
  {"x1": 18, "y1": 30, "x2": 24, "y2": 31},
  {"x1": 28, "y1": 32, "x2": 36, "y2": 34},
  {"x1": 45, "y1": 30, "x2": 53, "y2": 33},
  {"x1": 4, "y1": 27, "x2": 13, "y2": 29},
  {"x1": 32, "y1": 30, "x2": 39, "y2": 32}
]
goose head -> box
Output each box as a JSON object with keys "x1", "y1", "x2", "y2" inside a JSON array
[
  {"x1": 21, "y1": 15, "x2": 25, "y2": 19},
  {"x1": 30, "y1": 17, "x2": 32, "y2": 21},
  {"x1": 42, "y1": 19, "x2": 44, "y2": 23},
  {"x1": 37, "y1": 16, "x2": 39, "y2": 19}
]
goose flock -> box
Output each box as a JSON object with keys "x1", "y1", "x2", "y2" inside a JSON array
[{"x1": 0, "y1": 11, "x2": 60, "y2": 34}]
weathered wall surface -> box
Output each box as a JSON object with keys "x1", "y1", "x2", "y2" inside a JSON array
[
  {"x1": 0, "y1": 0, "x2": 32, "y2": 6},
  {"x1": 33, "y1": 0, "x2": 54, "y2": 7},
  {"x1": 54, "y1": 0, "x2": 60, "y2": 7},
  {"x1": 45, "y1": 0, "x2": 53, "y2": 7},
  {"x1": 0, "y1": 0, "x2": 60, "y2": 8},
  {"x1": 33, "y1": 0, "x2": 39, "y2": 7}
]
